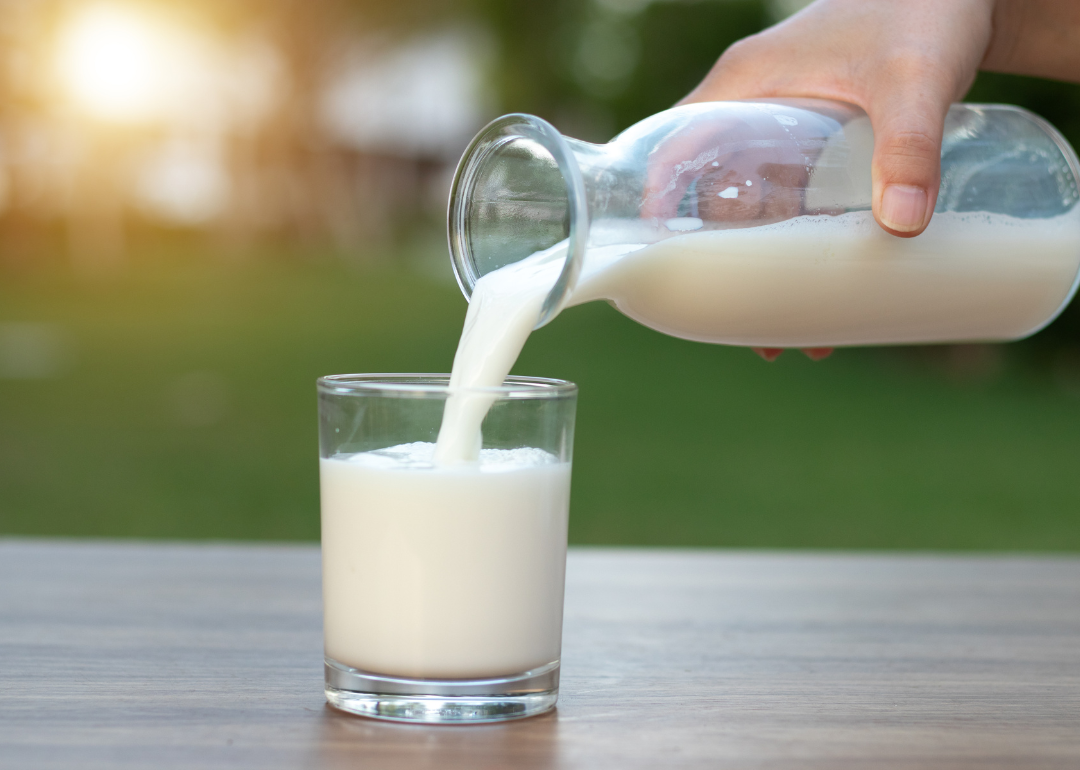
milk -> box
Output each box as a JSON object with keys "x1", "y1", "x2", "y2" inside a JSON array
[
  {"x1": 432, "y1": 247, "x2": 567, "y2": 464},
  {"x1": 433, "y1": 208, "x2": 1080, "y2": 463},
  {"x1": 321, "y1": 442, "x2": 570, "y2": 679},
  {"x1": 578, "y1": 209, "x2": 1080, "y2": 347}
]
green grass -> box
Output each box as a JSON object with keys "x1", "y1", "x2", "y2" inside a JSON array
[{"x1": 2, "y1": 248, "x2": 1080, "y2": 549}]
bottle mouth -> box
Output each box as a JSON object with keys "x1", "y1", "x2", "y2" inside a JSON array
[{"x1": 448, "y1": 113, "x2": 589, "y2": 328}]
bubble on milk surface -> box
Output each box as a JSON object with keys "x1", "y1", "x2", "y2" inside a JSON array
[
  {"x1": 339, "y1": 441, "x2": 558, "y2": 471},
  {"x1": 665, "y1": 217, "x2": 703, "y2": 232}
]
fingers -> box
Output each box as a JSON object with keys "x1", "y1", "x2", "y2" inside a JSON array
[
  {"x1": 752, "y1": 347, "x2": 834, "y2": 362},
  {"x1": 692, "y1": 35, "x2": 953, "y2": 239},
  {"x1": 867, "y1": 73, "x2": 952, "y2": 237}
]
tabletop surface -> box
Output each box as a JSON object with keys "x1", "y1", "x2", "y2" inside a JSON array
[{"x1": 1, "y1": 540, "x2": 1079, "y2": 769}]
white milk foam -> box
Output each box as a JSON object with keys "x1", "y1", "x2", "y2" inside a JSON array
[
  {"x1": 434, "y1": 208, "x2": 1080, "y2": 463},
  {"x1": 321, "y1": 443, "x2": 570, "y2": 678},
  {"x1": 353, "y1": 441, "x2": 557, "y2": 471}
]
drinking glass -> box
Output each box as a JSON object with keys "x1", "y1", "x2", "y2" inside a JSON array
[{"x1": 318, "y1": 374, "x2": 577, "y2": 723}]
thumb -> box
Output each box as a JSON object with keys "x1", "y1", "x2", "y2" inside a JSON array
[{"x1": 868, "y1": 92, "x2": 948, "y2": 237}]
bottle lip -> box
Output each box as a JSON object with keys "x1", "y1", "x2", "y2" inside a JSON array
[{"x1": 447, "y1": 113, "x2": 589, "y2": 328}]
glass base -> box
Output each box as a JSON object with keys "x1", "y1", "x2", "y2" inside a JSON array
[{"x1": 324, "y1": 657, "x2": 559, "y2": 724}]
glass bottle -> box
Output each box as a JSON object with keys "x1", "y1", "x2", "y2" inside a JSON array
[{"x1": 448, "y1": 99, "x2": 1080, "y2": 348}]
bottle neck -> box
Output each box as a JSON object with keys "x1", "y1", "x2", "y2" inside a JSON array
[{"x1": 449, "y1": 113, "x2": 588, "y2": 328}]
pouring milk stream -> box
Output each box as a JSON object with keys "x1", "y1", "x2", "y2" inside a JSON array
[{"x1": 433, "y1": 100, "x2": 1080, "y2": 464}]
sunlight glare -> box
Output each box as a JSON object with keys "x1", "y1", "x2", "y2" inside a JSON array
[{"x1": 57, "y1": 5, "x2": 174, "y2": 123}]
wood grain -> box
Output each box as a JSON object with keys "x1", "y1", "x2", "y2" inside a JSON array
[{"x1": 1, "y1": 540, "x2": 1079, "y2": 769}]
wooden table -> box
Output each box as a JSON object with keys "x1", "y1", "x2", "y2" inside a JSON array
[{"x1": 1, "y1": 540, "x2": 1079, "y2": 769}]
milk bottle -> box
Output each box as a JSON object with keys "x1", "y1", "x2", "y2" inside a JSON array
[
  {"x1": 432, "y1": 100, "x2": 1080, "y2": 462},
  {"x1": 449, "y1": 100, "x2": 1080, "y2": 345}
]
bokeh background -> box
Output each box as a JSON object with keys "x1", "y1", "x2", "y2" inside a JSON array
[{"x1": 2, "y1": 0, "x2": 1080, "y2": 548}]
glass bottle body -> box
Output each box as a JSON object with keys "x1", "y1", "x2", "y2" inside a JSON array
[{"x1": 449, "y1": 99, "x2": 1080, "y2": 347}]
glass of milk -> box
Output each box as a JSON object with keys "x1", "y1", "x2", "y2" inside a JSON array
[{"x1": 318, "y1": 374, "x2": 577, "y2": 723}]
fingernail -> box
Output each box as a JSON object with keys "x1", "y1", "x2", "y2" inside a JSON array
[
  {"x1": 803, "y1": 347, "x2": 833, "y2": 361},
  {"x1": 880, "y1": 185, "x2": 928, "y2": 233}
]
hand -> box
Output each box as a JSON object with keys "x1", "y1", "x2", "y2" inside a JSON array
[
  {"x1": 685, "y1": 0, "x2": 997, "y2": 362},
  {"x1": 753, "y1": 347, "x2": 833, "y2": 362},
  {"x1": 683, "y1": 0, "x2": 1080, "y2": 363},
  {"x1": 682, "y1": 0, "x2": 996, "y2": 238}
]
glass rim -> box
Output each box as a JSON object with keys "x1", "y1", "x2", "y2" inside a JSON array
[{"x1": 317, "y1": 373, "x2": 578, "y2": 399}]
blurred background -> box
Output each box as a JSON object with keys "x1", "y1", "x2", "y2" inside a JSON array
[{"x1": 2, "y1": 0, "x2": 1080, "y2": 548}]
